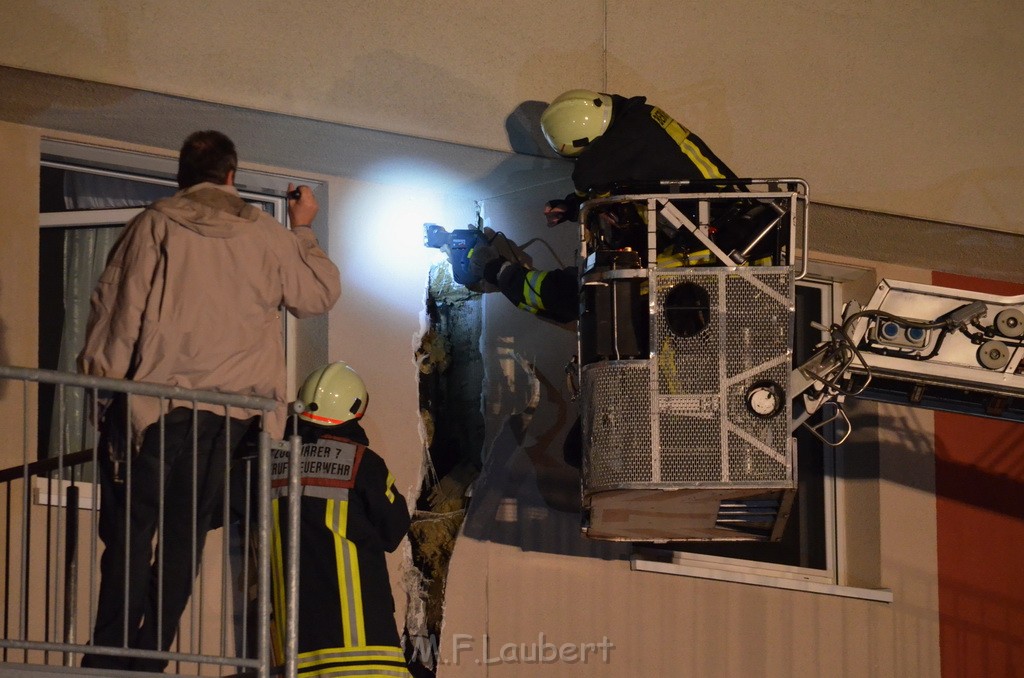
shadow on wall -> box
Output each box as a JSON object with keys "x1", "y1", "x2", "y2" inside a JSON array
[
  {"x1": 461, "y1": 321, "x2": 630, "y2": 562},
  {"x1": 505, "y1": 100, "x2": 558, "y2": 157},
  {"x1": 464, "y1": 98, "x2": 631, "y2": 559},
  {"x1": 452, "y1": 99, "x2": 569, "y2": 201},
  {"x1": 847, "y1": 406, "x2": 1024, "y2": 521}
]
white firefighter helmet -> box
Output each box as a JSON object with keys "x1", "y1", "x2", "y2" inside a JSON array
[
  {"x1": 297, "y1": 361, "x2": 368, "y2": 426},
  {"x1": 540, "y1": 89, "x2": 614, "y2": 157}
]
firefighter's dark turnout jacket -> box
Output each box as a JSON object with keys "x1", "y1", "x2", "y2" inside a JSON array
[
  {"x1": 492, "y1": 94, "x2": 758, "y2": 323},
  {"x1": 568, "y1": 93, "x2": 737, "y2": 204},
  {"x1": 270, "y1": 419, "x2": 411, "y2": 677}
]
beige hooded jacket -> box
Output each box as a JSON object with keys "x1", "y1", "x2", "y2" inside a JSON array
[{"x1": 77, "y1": 182, "x2": 340, "y2": 442}]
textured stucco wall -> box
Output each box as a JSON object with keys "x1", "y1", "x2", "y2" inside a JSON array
[{"x1": 2, "y1": 0, "x2": 1021, "y2": 232}]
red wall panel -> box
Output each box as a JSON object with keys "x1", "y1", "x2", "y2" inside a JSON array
[{"x1": 932, "y1": 272, "x2": 1024, "y2": 678}]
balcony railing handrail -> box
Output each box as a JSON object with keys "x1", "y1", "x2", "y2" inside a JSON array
[
  {"x1": 0, "y1": 450, "x2": 94, "y2": 484},
  {"x1": 0, "y1": 365, "x2": 279, "y2": 412}
]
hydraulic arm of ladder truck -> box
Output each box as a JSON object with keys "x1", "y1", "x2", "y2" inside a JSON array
[{"x1": 792, "y1": 279, "x2": 1024, "y2": 445}]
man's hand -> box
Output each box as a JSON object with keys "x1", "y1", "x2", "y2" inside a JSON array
[
  {"x1": 287, "y1": 184, "x2": 318, "y2": 228},
  {"x1": 544, "y1": 200, "x2": 569, "y2": 226}
]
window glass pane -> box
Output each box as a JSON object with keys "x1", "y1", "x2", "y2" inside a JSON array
[{"x1": 40, "y1": 165, "x2": 175, "y2": 212}]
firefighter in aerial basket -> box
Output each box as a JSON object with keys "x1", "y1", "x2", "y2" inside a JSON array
[
  {"x1": 467, "y1": 89, "x2": 777, "y2": 324},
  {"x1": 271, "y1": 361, "x2": 412, "y2": 677}
]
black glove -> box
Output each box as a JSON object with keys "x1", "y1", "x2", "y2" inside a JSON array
[
  {"x1": 546, "y1": 195, "x2": 582, "y2": 224},
  {"x1": 471, "y1": 246, "x2": 505, "y2": 285},
  {"x1": 468, "y1": 230, "x2": 522, "y2": 285}
]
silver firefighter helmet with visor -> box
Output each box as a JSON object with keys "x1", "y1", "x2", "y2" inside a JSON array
[
  {"x1": 296, "y1": 361, "x2": 368, "y2": 427},
  {"x1": 540, "y1": 89, "x2": 614, "y2": 157}
]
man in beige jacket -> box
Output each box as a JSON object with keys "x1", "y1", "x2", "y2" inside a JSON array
[{"x1": 78, "y1": 130, "x2": 340, "y2": 671}]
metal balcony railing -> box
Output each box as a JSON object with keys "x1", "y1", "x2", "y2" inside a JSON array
[{"x1": 0, "y1": 365, "x2": 304, "y2": 677}]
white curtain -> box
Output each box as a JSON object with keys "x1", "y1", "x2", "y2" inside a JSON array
[{"x1": 47, "y1": 171, "x2": 172, "y2": 457}]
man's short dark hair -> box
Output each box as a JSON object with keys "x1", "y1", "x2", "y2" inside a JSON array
[{"x1": 176, "y1": 130, "x2": 238, "y2": 189}]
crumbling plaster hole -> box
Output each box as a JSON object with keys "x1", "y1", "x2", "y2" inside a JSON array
[{"x1": 403, "y1": 256, "x2": 484, "y2": 676}]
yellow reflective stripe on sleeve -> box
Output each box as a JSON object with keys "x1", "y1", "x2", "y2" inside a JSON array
[
  {"x1": 326, "y1": 498, "x2": 365, "y2": 647},
  {"x1": 650, "y1": 106, "x2": 726, "y2": 180},
  {"x1": 385, "y1": 472, "x2": 396, "y2": 503},
  {"x1": 522, "y1": 270, "x2": 548, "y2": 311}
]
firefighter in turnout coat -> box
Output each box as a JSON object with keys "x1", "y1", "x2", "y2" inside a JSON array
[
  {"x1": 271, "y1": 362, "x2": 411, "y2": 676},
  {"x1": 470, "y1": 89, "x2": 773, "y2": 324}
]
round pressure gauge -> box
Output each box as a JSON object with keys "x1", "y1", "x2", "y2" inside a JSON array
[{"x1": 745, "y1": 380, "x2": 785, "y2": 418}]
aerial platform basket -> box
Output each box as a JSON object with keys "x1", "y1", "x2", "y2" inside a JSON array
[{"x1": 576, "y1": 180, "x2": 808, "y2": 542}]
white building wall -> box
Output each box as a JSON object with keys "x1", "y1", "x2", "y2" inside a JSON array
[{"x1": 1, "y1": 0, "x2": 1020, "y2": 232}]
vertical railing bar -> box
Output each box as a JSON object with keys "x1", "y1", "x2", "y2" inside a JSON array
[
  {"x1": 257, "y1": 430, "x2": 271, "y2": 678},
  {"x1": 190, "y1": 401, "x2": 200, "y2": 670},
  {"x1": 53, "y1": 384, "x2": 66, "y2": 656},
  {"x1": 86, "y1": 387, "x2": 100, "y2": 658},
  {"x1": 121, "y1": 394, "x2": 133, "y2": 649},
  {"x1": 3, "y1": 374, "x2": 21, "y2": 659},
  {"x1": 156, "y1": 401, "x2": 167, "y2": 661},
  {"x1": 285, "y1": 431, "x2": 301, "y2": 678},
  {"x1": 20, "y1": 380, "x2": 31, "y2": 646},
  {"x1": 240, "y1": 453, "x2": 252, "y2": 664},
  {"x1": 220, "y1": 406, "x2": 232, "y2": 672},
  {"x1": 43, "y1": 477, "x2": 52, "y2": 663},
  {"x1": 63, "y1": 484, "x2": 79, "y2": 667},
  {"x1": 3, "y1": 484, "x2": 10, "y2": 661}
]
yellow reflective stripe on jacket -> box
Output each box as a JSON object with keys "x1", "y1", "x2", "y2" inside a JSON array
[
  {"x1": 327, "y1": 498, "x2": 366, "y2": 647},
  {"x1": 522, "y1": 270, "x2": 548, "y2": 312},
  {"x1": 650, "y1": 106, "x2": 727, "y2": 180},
  {"x1": 298, "y1": 645, "x2": 409, "y2": 676}
]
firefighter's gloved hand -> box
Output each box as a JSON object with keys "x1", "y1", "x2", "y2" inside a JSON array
[
  {"x1": 469, "y1": 229, "x2": 518, "y2": 286},
  {"x1": 544, "y1": 200, "x2": 570, "y2": 226},
  {"x1": 468, "y1": 239, "x2": 503, "y2": 287},
  {"x1": 544, "y1": 196, "x2": 581, "y2": 226}
]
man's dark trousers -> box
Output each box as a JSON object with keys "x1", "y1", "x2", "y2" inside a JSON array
[{"x1": 81, "y1": 407, "x2": 253, "y2": 671}]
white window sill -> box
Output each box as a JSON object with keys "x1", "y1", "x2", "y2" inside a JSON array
[
  {"x1": 33, "y1": 476, "x2": 98, "y2": 511},
  {"x1": 631, "y1": 556, "x2": 893, "y2": 603}
]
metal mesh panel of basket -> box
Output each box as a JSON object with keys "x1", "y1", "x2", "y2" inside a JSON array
[
  {"x1": 581, "y1": 268, "x2": 794, "y2": 491},
  {"x1": 580, "y1": 361, "x2": 652, "y2": 489},
  {"x1": 653, "y1": 268, "x2": 794, "y2": 484}
]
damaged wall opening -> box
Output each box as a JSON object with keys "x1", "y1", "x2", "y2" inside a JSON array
[{"x1": 405, "y1": 254, "x2": 485, "y2": 677}]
